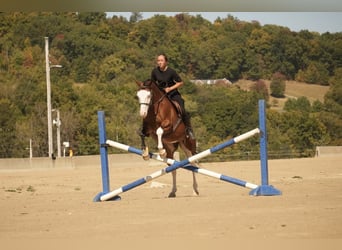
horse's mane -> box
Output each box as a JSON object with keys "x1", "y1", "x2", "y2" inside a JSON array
[
  {"x1": 143, "y1": 79, "x2": 163, "y2": 94},
  {"x1": 144, "y1": 79, "x2": 185, "y2": 116}
]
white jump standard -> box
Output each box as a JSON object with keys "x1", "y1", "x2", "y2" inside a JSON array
[{"x1": 93, "y1": 99, "x2": 281, "y2": 202}]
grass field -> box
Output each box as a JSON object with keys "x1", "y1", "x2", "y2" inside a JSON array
[{"x1": 235, "y1": 80, "x2": 330, "y2": 110}]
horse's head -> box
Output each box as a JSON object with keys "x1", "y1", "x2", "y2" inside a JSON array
[{"x1": 136, "y1": 80, "x2": 153, "y2": 118}]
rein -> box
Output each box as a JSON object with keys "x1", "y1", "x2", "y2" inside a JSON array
[
  {"x1": 153, "y1": 91, "x2": 168, "y2": 116},
  {"x1": 155, "y1": 92, "x2": 167, "y2": 105}
]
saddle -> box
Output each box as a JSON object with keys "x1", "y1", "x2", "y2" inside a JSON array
[
  {"x1": 154, "y1": 80, "x2": 183, "y2": 116},
  {"x1": 165, "y1": 96, "x2": 183, "y2": 132},
  {"x1": 169, "y1": 99, "x2": 183, "y2": 117}
]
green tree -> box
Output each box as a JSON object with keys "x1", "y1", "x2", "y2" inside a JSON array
[
  {"x1": 270, "y1": 72, "x2": 286, "y2": 97},
  {"x1": 78, "y1": 12, "x2": 106, "y2": 25},
  {"x1": 325, "y1": 67, "x2": 342, "y2": 113},
  {"x1": 267, "y1": 110, "x2": 294, "y2": 158},
  {"x1": 280, "y1": 111, "x2": 329, "y2": 156},
  {"x1": 284, "y1": 96, "x2": 311, "y2": 113},
  {"x1": 0, "y1": 99, "x2": 19, "y2": 157},
  {"x1": 321, "y1": 67, "x2": 342, "y2": 145},
  {"x1": 295, "y1": 62, "x2": 330, "y2": 85},
  {"x1": 251, "y1": 79, "x2": 269, "y2": 101},
  {"x1": 129, "y1": 12, "x2": 143, "y2": 23},
  {"x1": 99, "y1": 55, "x2": 126, "y2": 82}
]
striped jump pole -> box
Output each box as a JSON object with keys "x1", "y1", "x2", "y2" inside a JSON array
[
  {"x1": 249, "y1": 100, "x2": 281, "y2": 196},
  {"x1": 100, "y1": 128, "x2": 260, "y2": 201},
  {"x1": 184, "y1": 166, "x2": 258, "y2": 189},
  {"x1": 93, "y1": 111, "x2": 119, "y2": 202},
  {"x1": 106, "y1": 140, "x2": 259, "y2": 190}
]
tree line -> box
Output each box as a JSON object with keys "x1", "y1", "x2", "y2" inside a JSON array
[{"x1": 0, "y1": 12, "x2": 341, "y2": 159}]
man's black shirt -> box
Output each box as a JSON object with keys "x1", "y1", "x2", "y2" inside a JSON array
[{"x1": 151, "y1": 66, "x2": 182, "y2": 97}]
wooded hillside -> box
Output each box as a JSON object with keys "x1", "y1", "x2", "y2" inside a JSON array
[{"x1": 0, "y1": 12, "x2": 341, "y2": 159}]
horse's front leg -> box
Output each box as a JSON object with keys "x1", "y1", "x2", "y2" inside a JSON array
[
  {"x1": 156, "y1": 127, "x2": 166, "y2": 158},
  {"x1": 139, "y1": 132, "x2": 149, "y2": 161}
]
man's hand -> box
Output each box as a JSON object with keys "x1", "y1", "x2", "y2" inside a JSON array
[{"x1": 164, "y1": 87, "x2": 172, "y2": 93}]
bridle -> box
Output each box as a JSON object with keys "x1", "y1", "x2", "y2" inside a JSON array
[
  {"x1": 137, "y1": 87, "x2": 152, "y2": 108},
  {"x1": 138, "y1": 84, "x2": 168, "y2": 115}
]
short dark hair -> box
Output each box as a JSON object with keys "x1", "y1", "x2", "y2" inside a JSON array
[{"x1": 158, "y1": 54, "x2": 168, "y2": 62}]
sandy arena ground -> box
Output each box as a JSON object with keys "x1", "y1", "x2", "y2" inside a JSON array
[{"x1": 1, "y1": 154, "x2": 342, "y2": 248}]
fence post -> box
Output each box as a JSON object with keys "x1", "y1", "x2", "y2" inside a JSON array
[
  {"x1": 93, "y1": 111, "x2": 121, "y2": 202},
  {"x1": 249, "y1": 100, "x2": 281, "y2": 196}
]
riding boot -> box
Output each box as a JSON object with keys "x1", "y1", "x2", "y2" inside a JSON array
[{"x1": 183, "y1": 112, "x2": 195, "y2": 140}]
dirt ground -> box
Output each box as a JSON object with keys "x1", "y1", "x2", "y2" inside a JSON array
[{"x1": 1, "y1": 154, "x2": 342, "y2": 248}]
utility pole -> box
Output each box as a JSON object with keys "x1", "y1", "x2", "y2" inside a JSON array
[
  {"x1": 29, "y1": 139, "x2": 33, "y2": 158},
  {"x1": 53, "y1": 109, "x2": 62, "y2": 158},
  {"x1": 45, "y1": 37, "x2": 62, "y2": 158},
  {"x1": 45, "y1": 37, "x2": 53, "y2": 158}
]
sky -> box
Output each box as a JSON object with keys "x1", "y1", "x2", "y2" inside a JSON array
[{"x1": 107, "y1": 12, "x2": 342, "y2": 34}]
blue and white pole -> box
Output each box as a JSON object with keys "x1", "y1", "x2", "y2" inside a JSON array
[
  {"x1": 100, "y1": 128, "x2": 260, "y2": 201},
  {"x1": 106, "y1": 140, "x2": 259, "y2": 189},
  {"x1": 183, "y1": 165, "x2": 258, "y2": 189},
  {"x1": 249, "y1": 100, "x2": 281, "y2": 196},
  {"x1": 93, "y1": 111, "x2": 121, "y2": 202}
]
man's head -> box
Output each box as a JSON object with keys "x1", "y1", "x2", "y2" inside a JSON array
[{"x1": 156, "y1": 54, "x2": 168, "y2": 71}]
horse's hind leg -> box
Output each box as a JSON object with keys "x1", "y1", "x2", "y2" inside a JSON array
[
  {"x1": 168, "y1": 167, "x2": 198, "y2": 197},
  {"x1": 180, "y1": 142, "x2": 199, "y2": 196},
  {"x1": 168, "y1": 170, "x2": 177, "y2": 198},
  {"x1": 192, "y1": 171, "x2": 199, "y2": 196},
  {"x1": 166, "y1": 145, "x2": 177, "y2": 198}
]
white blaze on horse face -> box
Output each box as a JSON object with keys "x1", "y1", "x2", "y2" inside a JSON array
[{"x1": 137, "y1": 89, "x2": 151, "y2": 118}]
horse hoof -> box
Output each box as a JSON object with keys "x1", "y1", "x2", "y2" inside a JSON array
[
  {"x1": 168, "y1": 192, "x2": 176, "y2": 198},
  {"x1": 142, "y1": 147, "x2": 149, "y2": 160},
  {"x1": 159, "y1": 149, "x2": 166, "y2": 158},
  {"x1": 193, "y1": 190, "x2": 199, "y2": 196}
]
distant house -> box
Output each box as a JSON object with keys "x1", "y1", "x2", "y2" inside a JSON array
[{"x1": 190, "y1": 78, "x2": 232, "y2": 86}]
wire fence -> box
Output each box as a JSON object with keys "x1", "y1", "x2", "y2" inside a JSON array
[{"x1": 49, "y1": 143, "x2": 315, "y2": 161}]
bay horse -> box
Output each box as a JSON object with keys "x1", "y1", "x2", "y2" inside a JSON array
[{"x1": 135, "y1": 79, "x2": 199, "y2": 197}]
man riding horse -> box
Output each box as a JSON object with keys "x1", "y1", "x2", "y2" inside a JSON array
[
  {"x1": 136, "y1": 54, "x2": 198, "y2": 197},
  {"x1": 140, "y1": 54, "x2": 195, "y2": 140}
]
